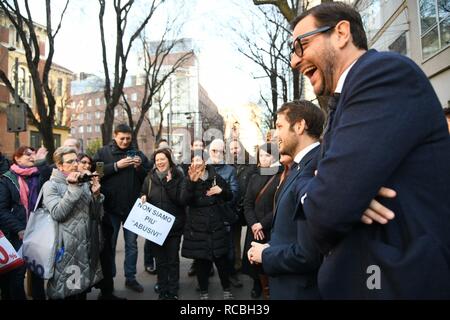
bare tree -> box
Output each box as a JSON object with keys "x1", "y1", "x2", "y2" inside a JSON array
[
  {"x1": 120, "y1": 30, "x2": 194, "y2": 149},
  {"x1": 98, "y1": 0, "x2": 163, "y2": 145},
  {"x1": 253, "y1": 0, "x2": 322, "y2": 101},
  {"x1": 253, "y1": 0, "x2": 301, "y2": 22},
  {"x1": 233, "y1": 6, "x2": 294, "y2": 128},
  {"x1": 143, "y1": 91, "x2": 170, "y2": 145},
  {"x1": 254, "y1": 0, "x2": 335, "y2": 109},
  {"x1": 0, "y1": 0, "x2": 69, "y2": 161}
]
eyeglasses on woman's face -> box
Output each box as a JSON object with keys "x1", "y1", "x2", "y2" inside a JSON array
[{"x1": 63, "y1": 158, "x2": 79, "y2": 165}]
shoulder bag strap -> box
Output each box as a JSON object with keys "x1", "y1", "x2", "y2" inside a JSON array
[
  {"x1": 33, "y1": 188, "x2": 44, "y2": 212},
  {"x1": 255, "y1": 174, "x2": 276, "y2": 204}
]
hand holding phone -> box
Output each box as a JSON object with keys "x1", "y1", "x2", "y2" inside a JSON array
[{"x1": 96, "y1": 162, "x2": 104, "y2": 177}]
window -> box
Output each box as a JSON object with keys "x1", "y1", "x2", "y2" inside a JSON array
[
  {"x1": 95, "y1": 111, "x2": 101, "y2": 119},
  {"x1": 79, "y1": 126, "x2": 84, "y2": 133},
  {"x1": 95, "y1": 98, "x2": 101, "y2": 106},
  {"x1": 30, "y1": 131, "x2": 41, "y2": 150},
  {"x1": 388, "y1": 32, "x2": 407, "y2": 55},
  {"x1": 131, "y1": 92, "x2": 138, "y2": 101},
  {"x1": 16, "y1": 67, "x2": 27, "y2": 98},
  {"x1": 419, "y1": 0, "x2": 450, "y2": 59},
  {"x1": 57, "y1": 78, "x2": 63, "y2": 96},
  {"x1": 95, "y1": 125, "x2": 101, "y2": 132},
  {"x1": 87, "y1": 125, "x2": 92, "y2": 133},
  {"x1": 86, "y1": 113, "x2": 92, "y2": 120},
  {"x1": 9, "y1": 25, "x2": 16, "y2": 47},
  {"x1": 361, "y1": 2, "x2": 409, "y2": 56},
  {"x1": 78, "y1": 113, "x2": 84, "y2": 121},
  {"x1": 31, "y1": 131, "x2": 60, "y2": 148},
  {"x1": 28, "y1": 75, "x2": 32, "y2": 98},
  {"x1": 87, "y1": 99, "x2": 92, "y2": 107}
]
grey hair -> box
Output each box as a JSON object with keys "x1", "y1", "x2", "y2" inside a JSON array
[{"x1": 53, "y1": 146, "x2": 77, "y2": 165}]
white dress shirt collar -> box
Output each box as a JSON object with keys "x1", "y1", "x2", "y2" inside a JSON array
[
  {"x1": 334, "y1": 60, "x2": 358, "y2": 94},
  {"x1": 294, "y1": 142, "x2": 320, "y2": 164}
]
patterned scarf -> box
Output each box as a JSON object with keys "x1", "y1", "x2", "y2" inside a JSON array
[{"x1": 10, "y1": 164, "x2": 39, "y2": 218}]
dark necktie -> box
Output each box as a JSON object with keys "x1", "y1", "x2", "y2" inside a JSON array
[
  {"x1": 273, "y1": 161, "x2": 298, "y2": 211},
  {"x1": 320, "y1": 93, "x2": 341, "y2": 159}
]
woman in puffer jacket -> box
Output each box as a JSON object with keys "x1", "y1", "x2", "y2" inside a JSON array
[
  {"x1": 42, "y1": 146, "x2": 103, "y2": 299},
  {"x1": 181, "y1": 150, "x2": 235, "y2": 300}
]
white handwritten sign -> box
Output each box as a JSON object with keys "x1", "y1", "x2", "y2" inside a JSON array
[{"x1": 124, "y1": 199, "x2": 175, "y2": 246}]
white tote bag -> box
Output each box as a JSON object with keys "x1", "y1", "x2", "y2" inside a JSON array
[
  {"x1": 0, "y1": 230, "x2": 25, "y2": 274},
  {"x1": 22, "y1": 189, "x2": 58, "y2": 279}
]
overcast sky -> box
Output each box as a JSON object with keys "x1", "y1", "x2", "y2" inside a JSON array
[{"x1": 28, "y1": 0, "x2": 269, "y2": 111}]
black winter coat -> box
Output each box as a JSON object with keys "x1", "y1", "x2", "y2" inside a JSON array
[
  {"x1": 234, "y1": 163, "x2": 258, "y2": 225},
  {"x1": 241, "y1": 170, "x2": 280, "y2": 276},
  {"x1": 93, "y1": 141, "x2": 151, "y2": 216},
  {"x1": 141, "y1": 167, "x2": 185, "y2": 238},
  {"x1": 181, "y1": 165, "x2": 233, "y2": 261},
  {"x1": 0, "y1": 168, "x2": 44, "y2": 248},
  {"x1": 0, "y1": 154, "x2": 11, "y2": 175}
]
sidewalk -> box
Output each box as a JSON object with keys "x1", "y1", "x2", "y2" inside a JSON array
[{"x1": 86, "y1": 227, "x2": 257, "y2": 300}]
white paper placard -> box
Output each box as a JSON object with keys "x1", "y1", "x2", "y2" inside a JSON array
[{"x1": 124, "y1": 199, "x2": 175, "y2": 246}]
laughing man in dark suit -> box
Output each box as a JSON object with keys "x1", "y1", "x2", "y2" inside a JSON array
[{"x1": 291, "y1": 2, "x2": 450, "y2": 299}]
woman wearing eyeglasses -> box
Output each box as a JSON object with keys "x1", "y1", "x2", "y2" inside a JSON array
[
  {"x1": 41, "y1": 146, "x2": 103, "y2": 300},
  {"x1": 77, "y1": 153, "x2": 93, "y2": 174},
  {"x1": 0, "y1": 146, "x2": 46, "y2": 300}
]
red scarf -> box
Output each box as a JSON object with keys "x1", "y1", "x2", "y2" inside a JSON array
[{"x1": 10, "y1": 164, "x2": 39, "y2": 215}]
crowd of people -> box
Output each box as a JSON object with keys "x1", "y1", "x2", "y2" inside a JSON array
[
  {"x1": 0, "y1": 124, "x2": 282, "y2": 300},
  {"x1": 1, "y1": 2, "x2": 450, "y2": 301}
]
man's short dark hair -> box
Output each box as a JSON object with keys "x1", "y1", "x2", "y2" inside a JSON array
[
  {"x1": 444, "y1": 107, "x2": 450, "y2": 118},
  {"x1": 291, "y1": 2, "x2": 368, "y2": 51},
  {"x1": 114, "y1": 123, "x2": 132, "y2": 134},
  {"x1": 277, "y1": 100, "x2": 325, "y2": 140}
]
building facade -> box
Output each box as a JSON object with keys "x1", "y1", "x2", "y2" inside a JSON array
[
  {"x1": 69, "y1": 50, "x2": 223, "y2": 158},
  {"x1": 0, "y1": 10, "x2": 72, "y2": 158},
  {"x1": 355, "y1": 0, "x2": 449, "y2": 109}
]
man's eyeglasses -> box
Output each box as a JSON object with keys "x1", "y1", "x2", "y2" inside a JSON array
[
  {"x1": 211, "y1": 149, "x2": 223, "y2": 153},
  {"x1": 64, "y1": 159, "x2": 79, "y2": 165},
  {"x1": 291, "y1": 25, "x2": 334, "y2": 58}
]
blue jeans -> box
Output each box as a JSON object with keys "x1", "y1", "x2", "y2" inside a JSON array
[{"x1": 110, "y1": 213, "x2": 138, "y2": 281}]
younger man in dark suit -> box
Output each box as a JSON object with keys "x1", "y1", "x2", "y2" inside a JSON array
[{"x1": 248, "y1": 100, "x2": 325, "y2": 299}]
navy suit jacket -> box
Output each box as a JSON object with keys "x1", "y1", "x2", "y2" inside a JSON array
[
  {"x1": 262, "y1": 145, "x2": 322, "y2": 300},
  {"x1": 299, "y1": 50, "x2": 450, "y2": 299}
]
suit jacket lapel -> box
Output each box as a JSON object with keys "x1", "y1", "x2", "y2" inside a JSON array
[{"x1": 272, "y1": 145, "x2": 319, "y2": 222}]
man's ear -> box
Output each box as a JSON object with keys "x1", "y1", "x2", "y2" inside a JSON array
[
  {"x1": 294, "y1": 119, "x2": 306, "y2": 135},
  {"x1": 335, "y1": 20, "x2": 351, "y2": 49}
]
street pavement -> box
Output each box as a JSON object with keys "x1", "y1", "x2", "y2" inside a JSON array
[{"x1": 86, "y1": 227, "x2": 257, "y2": 300}]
